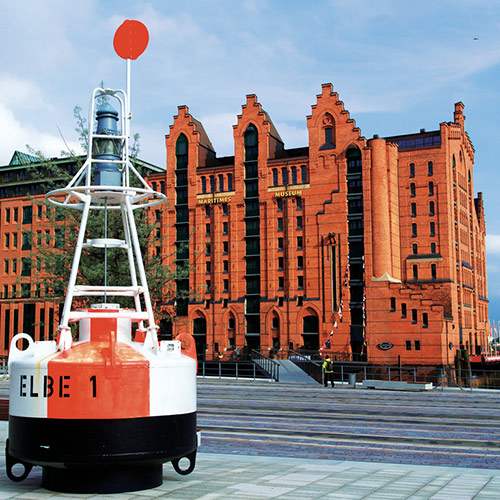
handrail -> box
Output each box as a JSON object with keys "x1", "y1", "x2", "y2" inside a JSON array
[{"x1": 250, "y1": 349, "x2": 280, "y2": 381}]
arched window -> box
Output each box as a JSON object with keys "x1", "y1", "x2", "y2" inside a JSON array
[
  {"x1": 301, "y1": 165, "x2": 307, "y2": 184},
  {"x1": 319, "y1": 113, "x2": 335, "y2": 150},
  {"x1": 227, "y1": 173, "x2": 233, "y2": 191},
  {"x1": 210, "y1": 175, "x2": 215, "y2": 193},
  {"x1": 176, "y1": 134, "x2": 188, "y2": 169},
  {"x1": 429, "y1": 201, "x2": 435, "y2": 216},
  {"x1": 452, "y1": 155, "x2": 456, "y2": 169},
  {"x1": 272, "y1": 168, "x2": 278, "y2": 187},
  {"x1": 201, "y1": 176, "x2": 206, "y2": 194},
  {"x1": 282, "y1": 167, "x2": 288, "y2": 186},
  {"x1": 430, "y1": 242, "x2": 436, "y2": 253},
  {"x1": 244, "y1": 124, "x2": 258, "y2": 161},
  {"x1": 291, "y1": 166, "x2": 297, "y2": 185},
  {"x1": 431, "y1": 264, "x2": 437, "y2": 280},
  {"x1": 218, "y1": 174, "x2": 224, "y2": 192}
]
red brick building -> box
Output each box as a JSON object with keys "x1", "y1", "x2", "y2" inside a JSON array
[
  {"x1": 151, "y1": 83, "x2": 489, "y2": 366},
  {"x1": 0, "y1": 85, "x2": 489, "y2": 368}
]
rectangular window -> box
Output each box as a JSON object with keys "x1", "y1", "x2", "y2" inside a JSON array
[
  {"x1": 13, "y1": 232, "x2": 18, "y2": 247},
  {"x1": 296, "y1": 197, "x2": 302, "y2": 210},
  {"x1": 409, "y1": 163, "x2": 415, "y2": 178},
  {"x1": 390, "y1": 297, "x2": 396, "y2": 311},
  {"x1": 22, "y1": 206, "x2": 32, "y2": 224},
  {"x1": 13, "y1": 259, "x2": 17, "y2": 273},
  {"x1": 411, "y1": 203, "x2": 416, "y2": 217},
  {"x1": 297, "y1": 296, "x2": 303, "y2": 306},
  {"x1": 206, "y1": 223, "x2": 211, "y2": 236},
  {"x1": 406, "y1": 340, "x2": 412, "y2": 350},
  {"x1": 412, "y1": 264, "x2": 418, "y2": 280},
  {"x1": 278, "y1": 277, "x2": 284, "y2": 290},
  {"x1": 205, "y1": 205, "x2": 210, "y2": 218},
  {"x1": 429, "y1": 201, "x2": 435, "y2": 216},
  {"x1": 291, "y1": 166, "x2": 297, "y2": 185},
  {"x1": 297, "y1": 216, "x2": 303, "y2": 230},
  {"x1": 205, "y1": 262, "x2": 211, "y2": 274},
  {"x1": 5, "y1": 208, "x2": 10, "y2": 223},
  {"x1": 422, "y1": 313, "x2": 428, "y2": 328},
  {"x1": 223, "y1": 222, "x2": 228, "y2": 235},
  {"x1": 278, "y1": 257, "x2": 284, "y2": 270},
  {"x1": 22, "y1": 233, "x2": 31, "y2": 250},
  {"x1": 428, "y1": 161, "x2": 433, "y2": 176},
  {"x1": 278, "y1": 297, "x2": 284, "y2": 307},
  {"x1": 412, "y1": 243, "x2": 418, "y2": 254},
  {"x1": 430, "y1": 222, "x2": 435, "y2": 237},
  {"x1": 4, "y1": 260, "x2": 8, "y2": 274},
  {"x1": 272, "y1": 169, "x2": 278, "y2": 187},
  {"x1": 223, "y1": 260, "x2": 229, "y2": 273},
  {"x1": 227, "y1": 173, "x2": 233, "y2": 191},
  {"x1": 297, "y1": 236, "x2": 303, "y2": 249},
  {"x1": 38, "y1": 205, "x2": 43, "y2": 219},
  {"x1": 410, "y1": 183, "x2": 416, "y2": 197},
  {"x1": 278, "y1": 237, "x2": 283, "y2": 251},
  {"x1": 415, "y1": 340, "x2": 421, "y2": 350},
  {"x1": 412, "y1": 309, "x2": 417, "y2": 324},
  {"x1": 277, "y1": 198, "x2": 283, "y2": 212},
  {"x1": 223, "y1": 241, "x2": 228, "y2": 254},
  {"x1": 401, "y1": 303, "x2": 407, "y2": 318},
  {"x1": 277, "y1": 218, "x2": 283, "y2": 232},
  {"x1": 429, "y1": 181, "x2": 434, "y2": 196},
  {"x1": 206, "y1": 280, "x2": 211, "y2": 293},
  {"x1": 14, "y1": 208, "x2": 18, "y2": 222},
  {"x1": 223, "y1": 279, "x2": 229, "y2": 292},
  {"x1": 5, "y1": 233, "x2": 9, "y2": 248},
  {"x1": 412, "y1": 223, "x2": 417, "y2": 238},
  {"x1": 297, "y1": 276, "x2": 303, "y2": 289},
  {"x1": 297, "y1": 256, "x2": 303, "y2": 269},
  {"x1": 222, "y1": 203, "x2": 228, "y2": 216}
]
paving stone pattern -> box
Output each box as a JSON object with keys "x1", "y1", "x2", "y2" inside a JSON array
[{"x1": 197, "y1": 380, "x2": 500, "y2": 470}]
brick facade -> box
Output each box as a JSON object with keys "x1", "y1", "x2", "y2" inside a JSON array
[
  {"x1": 151, "y1": 84, "x2": 489, "y2": 366},
  {"x1": 0, "y1": 85, "x2": 489, "y2": 367}
]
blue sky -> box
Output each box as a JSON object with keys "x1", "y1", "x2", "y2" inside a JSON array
[{"x1": 2, "y1": 0, "x2": 500, "y2": 322}]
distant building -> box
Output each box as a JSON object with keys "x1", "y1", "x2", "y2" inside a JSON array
[
  {"x1": 149, "y1": 84, "x2": 489, "y2": 366},
  {"x1": 0, "y1": 151, "x2": 162, "y2": 356}
]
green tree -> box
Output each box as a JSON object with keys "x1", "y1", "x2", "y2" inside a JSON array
[{"x1": 18, "y1": 104, "x2": 193, "y2": 332}]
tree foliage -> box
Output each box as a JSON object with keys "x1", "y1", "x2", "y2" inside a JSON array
[{"x1": 18, "y1": 101, "x2": 192, "y2": 326}]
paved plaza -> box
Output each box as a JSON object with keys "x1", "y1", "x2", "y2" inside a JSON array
[{"x1": 0, "y1": 379, "x2": 499, "y2": 498}]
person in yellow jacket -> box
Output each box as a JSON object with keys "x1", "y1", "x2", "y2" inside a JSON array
[{"x1": 322, "y1": 355, "x2": 335, "y2": 387}]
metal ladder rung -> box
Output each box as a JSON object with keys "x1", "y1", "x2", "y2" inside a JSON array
[{"x1": 73, "y1": 285, "x2": 143, "y2": 297}]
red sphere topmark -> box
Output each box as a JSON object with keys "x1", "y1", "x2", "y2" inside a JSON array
[{"x1": 113, "y1": 20, "x2": 149, "y2": 60}]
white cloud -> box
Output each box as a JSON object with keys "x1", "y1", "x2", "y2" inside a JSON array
[
  {"x1": 486, "y1": 235, "x2": 500, "y2": 256},
  {"x1": 0, "y1": 102, "x2": 81, "y2": 165}
]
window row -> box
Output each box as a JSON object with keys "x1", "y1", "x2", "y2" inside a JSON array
[
  {"x1": 277, "y1": 197, "x2": 302, "y2": 211},
  {"x1": 410, "y1": 181, "x2": 434, "y2": 197},
  {"x1": 151, "y1": 181, "x2": 165, "y2": 194},
  {"x1": 411, "y1": 201, "x2": 435, "y2": 217},
  {"x1": 412, "y1": 242, "x2": 437, "y2": 255},
  {"x1": 271, "y1": 165, "x2": 308, "y2": 187},
  {"x1": 411, "y1": 263, "x2": 437, "y2": 281},
  {"x1": 201, "y1": 174, "x2": 234, "y2": 194},
  {"x1": 389, "y1": 298, "x2": 429, "y2": 327},
  {"x1": 409, "y1": 161, "x2": 434, "y2": 178},
  {"x1": 278, "y1": 236, "x2": 304, "y2": 251},
  {"x1": 411, "y1": 222, "x2": 436, "y2": 237},
  {"x1": 205, "y1": 204, "x2": 229, "y2": 218},
  {"x1": 278, "y1": 275, "x2": 304, "y2": 290},
  {"x1": 277, "y1": 216, "x2": 303, "y2": 231}
]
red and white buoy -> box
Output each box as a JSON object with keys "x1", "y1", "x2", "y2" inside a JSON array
[{"x1": 6, "y1": 21, "x2": 199, "y2": 494}]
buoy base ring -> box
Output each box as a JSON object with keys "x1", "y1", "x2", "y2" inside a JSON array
[{"x1": 42, "y1": 463, "x2": 163, "y2": 494}]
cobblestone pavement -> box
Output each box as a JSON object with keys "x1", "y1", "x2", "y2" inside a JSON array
[{"x1": 197, "y1": 379, "x2": 500, "y2": 469}]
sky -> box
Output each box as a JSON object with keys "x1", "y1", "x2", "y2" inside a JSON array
[{"x1": 2, "y1": 0, "x2": 500, "y2": 322}]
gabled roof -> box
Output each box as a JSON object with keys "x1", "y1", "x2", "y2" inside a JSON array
[{"x1": 9, "y1": 150, "x2": 39, "y2": 166}]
